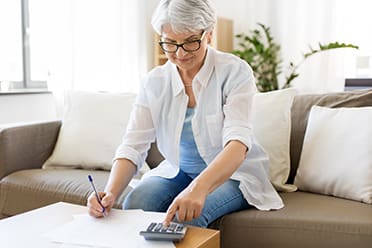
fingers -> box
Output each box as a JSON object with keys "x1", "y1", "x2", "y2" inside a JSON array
[
  {"x1": 87, "y1": 191, "x2": 114, "y2": 218},
  {"x1": 163, "y1": 199, "x2": 204, "y2": 226},
  {"x1": 177, "y1": 204, "x2": 197, "y2": 222},
  {"x1": 87, "y1": 192, "x2": 104, "y2": 217},
  {"x1": 186, "y1": 208, "x2": 195, "y2": 221},
  {"x1": 101, "y1": 192, "x2": 114, "y2": 212},
  {"x1": 163, "y1": 203, "x2": 177, "y2": 227},
  {"x1": 193, "y1": 207, "x2": 202, "y2": 219}
]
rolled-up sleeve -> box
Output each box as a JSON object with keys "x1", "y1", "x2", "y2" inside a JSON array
[
  {"x1": 222, "y1": 63, "x2": 257, "y2": 152},
  {"x1": 114, "y1": 85, "x2": 156, "y2": 171}
]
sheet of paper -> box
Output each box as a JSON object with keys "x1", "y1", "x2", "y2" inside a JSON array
[{"x1": 43, "y1": 209, "x2": 175, "y2": 248}]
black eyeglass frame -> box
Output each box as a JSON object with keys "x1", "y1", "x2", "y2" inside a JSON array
[{"x1": 158, "y1": 31, "x2": 206, "y2": 53}]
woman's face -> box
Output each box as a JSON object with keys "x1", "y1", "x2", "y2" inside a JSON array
[{"x1": 160, "y1": 24, "x2": 211, "y2": 74}]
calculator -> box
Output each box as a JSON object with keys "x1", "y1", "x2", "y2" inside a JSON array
[{"x1": 139, "y1": 222, "x2": 188, "y2": 242}]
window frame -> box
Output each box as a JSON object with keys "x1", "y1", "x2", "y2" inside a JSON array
[{"x1": 0, "y1": 0, "x2": 47, "y2": 93}]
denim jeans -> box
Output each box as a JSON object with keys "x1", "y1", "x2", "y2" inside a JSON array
[{"x1": 123, "y1": 170, "x2": 251, "y2": 227}]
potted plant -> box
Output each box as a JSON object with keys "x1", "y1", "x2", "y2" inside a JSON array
[{"x1": 232, "y1": 23, "x2": 359, "y2": 92}]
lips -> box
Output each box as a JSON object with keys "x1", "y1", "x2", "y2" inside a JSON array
[{"x1": 177, "y1": 57, "x2": 192, "y2": 63}]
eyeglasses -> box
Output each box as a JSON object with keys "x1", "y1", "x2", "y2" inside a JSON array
[{"x1": 159, "y1": 31, "x2": 206, "y2": 53}]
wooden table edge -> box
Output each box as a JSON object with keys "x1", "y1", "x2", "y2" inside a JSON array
[{"x1": 176, "y1": 226, "x2": 220, "y2": 248}]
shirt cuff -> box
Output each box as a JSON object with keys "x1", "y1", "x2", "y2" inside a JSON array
[{"x1": 223, "y1": 127, "x2": 253, "y2": 152}]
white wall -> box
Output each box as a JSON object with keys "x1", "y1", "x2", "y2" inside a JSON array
[{"x1": 0, "y1": 93, "x2": 57, "y2": 126}]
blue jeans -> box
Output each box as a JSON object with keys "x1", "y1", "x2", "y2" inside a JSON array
[{"x1": 123, "y1": 170, "x2": 251, "y2": 227}]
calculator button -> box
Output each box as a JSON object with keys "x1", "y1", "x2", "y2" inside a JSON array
[
  {"x1": 147, "y1": 222, "x2": 157, "y2": 231},
  {"x1": 154, "y1": 223, "x2": 163, "y2": 232},
  {"x1": 167, "y1": 224, "x2": 173, "y2": 231}
]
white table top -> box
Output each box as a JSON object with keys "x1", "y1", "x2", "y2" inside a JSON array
[
  {"x1": 0, "y1": 202, "x2": 87, "y2": 248},
  {"x1": 0, "y1": 202, "x2": 176, "y2": 248}
]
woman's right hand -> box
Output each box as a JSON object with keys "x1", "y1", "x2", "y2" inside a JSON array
[
  {"x1": 87, "y1": 158, "x2": 137, "y2": 218},
  {"x1": 87, "y1": 191, "x2": 115, "y2": 218}
]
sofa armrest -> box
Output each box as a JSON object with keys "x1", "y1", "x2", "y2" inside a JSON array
[{"x1": 0, "y1": 121, "x2": 61, "y2": 179}]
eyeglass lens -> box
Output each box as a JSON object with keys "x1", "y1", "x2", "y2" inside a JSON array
[
  {"x1": 159, "y1": 31, "x2": 205, "y2": 53},
  {"x1": 160, "y1": 40, "x2": 201, "y2": 53}
]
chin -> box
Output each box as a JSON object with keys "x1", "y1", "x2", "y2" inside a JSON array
[{"x1": 175, "y1": 60, "x2": 195, "y2": 69}]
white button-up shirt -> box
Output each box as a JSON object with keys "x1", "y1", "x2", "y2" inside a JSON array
[{"x1": 115, "y1": 47, "x2": 284, "y2": 210}]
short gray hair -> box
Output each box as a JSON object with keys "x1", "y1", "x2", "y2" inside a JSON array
[{"x1": 151, "y1": 0, "x2": 217, "y2": 34}]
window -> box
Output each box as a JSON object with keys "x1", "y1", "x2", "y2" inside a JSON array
[
  {"x1": 0, "y1": 0, "x2": 47, "y2": 92},
  {"x1": 1, "y1": 0, "x2": 145, "y2": 94}
]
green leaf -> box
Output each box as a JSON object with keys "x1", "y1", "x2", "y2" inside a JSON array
[{"x1": 232, "y1": 23, "x2": 359, "y2": 92}]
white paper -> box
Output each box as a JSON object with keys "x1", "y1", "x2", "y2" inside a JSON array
[{"x1": 43, "y1": 209, "x2": 175, "y2": 248}]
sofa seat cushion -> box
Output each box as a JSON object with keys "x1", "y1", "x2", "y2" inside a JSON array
[
  {"x1": 213, "y1": 191, "x2": 372, "y2": 248},
  {"x1": 0, "y1": 169, "x2": 132, "y2": 217}
]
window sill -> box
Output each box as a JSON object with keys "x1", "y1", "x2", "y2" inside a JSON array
[{"x1": 0, "y1": 88, "x2": 50, "y2": 96}]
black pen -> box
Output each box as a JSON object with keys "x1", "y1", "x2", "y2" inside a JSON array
[{"x1": 88, "y1": 175, "x2": 107, "y2": 217}]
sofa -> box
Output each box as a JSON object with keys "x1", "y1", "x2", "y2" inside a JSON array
[{"x1": 1, "y1": 89, "x2": 371, "y2": 248}]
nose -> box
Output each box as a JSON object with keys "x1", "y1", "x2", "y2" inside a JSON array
[{"x1": 175, "y1": 46, "x2": 188, "y2": 57}]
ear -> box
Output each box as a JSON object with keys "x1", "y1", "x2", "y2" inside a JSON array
[{"x1": 206, "y1": 31, "x2": 213, "y2": 44}]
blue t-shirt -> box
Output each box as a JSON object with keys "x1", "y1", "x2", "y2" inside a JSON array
[{"x1": 179, "y1": 107, "x2": 207, "y2": 178}]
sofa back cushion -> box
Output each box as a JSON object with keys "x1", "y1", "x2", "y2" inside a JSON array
[
  {"x1": 288, "y1": 89, "x2": 372, "y2": 184},
  {"x1": 43, "y1": 91, "x2": 137, "y2": 171},
  {"x1": 294, "y1": 105, "x2": 372, "y2": 203},
  {"x1": 252, "y1": 88, "x2": 298, "y2": 192}
]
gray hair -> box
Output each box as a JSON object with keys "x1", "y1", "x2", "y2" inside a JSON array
[{"x1": 151, "y1": 0, "x2": 217, "y2": 34}]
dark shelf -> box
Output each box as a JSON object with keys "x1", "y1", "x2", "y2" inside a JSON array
[{"x1": 345, "y1": 78, "x2": 372, "y2": 91}]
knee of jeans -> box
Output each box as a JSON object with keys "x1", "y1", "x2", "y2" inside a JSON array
[
  {"x1": 123, "y1": 188, "x2": 171, "y2": 212},
  {"x1": 185, "y1": 214, "x2": 209, "y2": 228},
  {"x1": 123, "y1": 190, "x2": 145, "y2": 210}
]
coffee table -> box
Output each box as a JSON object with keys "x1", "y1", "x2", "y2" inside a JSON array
[{"x1": 0, "y1": 202, "x2": 220, "y2": 248}]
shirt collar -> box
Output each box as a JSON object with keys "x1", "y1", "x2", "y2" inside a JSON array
[
  {"x1": 171, "y1": 64, "x2": 184, "y2": 96},
  {"x1": 195, "y1": 46, "x2": 215, "y2": 88},
  {"x1": 171, "y1": 46, "x2": 215, "y2": 96}
]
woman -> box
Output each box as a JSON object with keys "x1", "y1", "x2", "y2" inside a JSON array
[{"x1": 88, "y1": 0, "x2": 283, "y2": 228}]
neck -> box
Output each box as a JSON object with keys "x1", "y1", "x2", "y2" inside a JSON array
[{"x1": 179, "y1": 72, "x2": 194, "y2": 88}]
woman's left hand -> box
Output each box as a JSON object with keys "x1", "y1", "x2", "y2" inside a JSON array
[{"x1": 163, "y1": 186, "x2": 207, "y2": 226}]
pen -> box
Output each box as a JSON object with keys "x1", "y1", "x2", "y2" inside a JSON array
[{"x1": 88, "y1": 175, "x2": 107, "y2": 217}]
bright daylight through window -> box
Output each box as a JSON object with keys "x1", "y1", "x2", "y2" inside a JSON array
[{"x1": 0, "y1": 0, "x2": 48, "y2": 92}]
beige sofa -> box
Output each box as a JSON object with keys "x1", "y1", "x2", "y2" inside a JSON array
[{"x1": 1, "y1": 89, "x2": 372, "y2": 248}]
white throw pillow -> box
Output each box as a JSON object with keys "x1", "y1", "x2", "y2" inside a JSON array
[
  {"x1": 43, "y1": 91, "x2": 139, "y2": 171},
  {"x1": 294, "y1": 106, "x2": 372, "y2": 204},
  {"x1": 252, "y1": 88, "x2": 298, "y2": 192}
]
